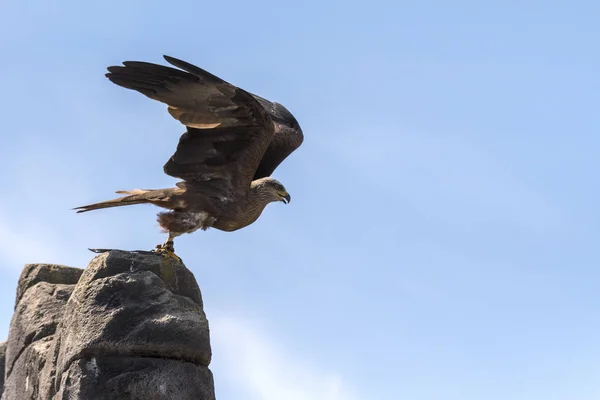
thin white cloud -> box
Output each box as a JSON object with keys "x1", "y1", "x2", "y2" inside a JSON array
[{"x1": 210, "y1": 316, "x2": 359, "y2": 400}]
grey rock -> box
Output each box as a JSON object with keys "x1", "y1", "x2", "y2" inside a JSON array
[
  {"x1": 2, "y1": 250, "x2": 215, "y2": 400},
  {"x1": 5, "y1": 282, "x2": 75, "y2": 378},
  {"x1": 3, "y1": 337, "x2": 53, "y2": 400},
  {"x1": 14, "y1": 264, "x2": 82, "y2": 309},
  {"x1": 55, "y1": 356, "x2": 215, "y2": 400},
  {"x1": 0, "y1": 341, "x2": 6, "y2": 394},
  {"x1": 3, "y1": 264, "x2": 81, "y2": 400}
]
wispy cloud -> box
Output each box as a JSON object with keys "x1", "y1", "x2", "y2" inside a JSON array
[{"x1": 210, "y1": 316, "x2": 359, "y2": 400}]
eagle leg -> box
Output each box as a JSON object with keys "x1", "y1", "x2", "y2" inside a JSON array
[{"x1": 152, "y1": 234, "x2": 182, "y2": 263}]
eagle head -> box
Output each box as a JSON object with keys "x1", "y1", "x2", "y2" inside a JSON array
[{"x1": 253, "y1": 177, "x2": 291, "y2": 204}]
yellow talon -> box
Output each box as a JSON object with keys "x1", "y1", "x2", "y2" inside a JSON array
[
  {"x1": 152, "y1": 236, "x2": 182, "y2": 263},
  {"x1": 152, "y1": 246, "x2": 182, "y2": 263}
]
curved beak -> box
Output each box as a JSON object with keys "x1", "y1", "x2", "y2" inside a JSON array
[{"x1": 281, "y1": 192, "x2": 291, "y2": 204}]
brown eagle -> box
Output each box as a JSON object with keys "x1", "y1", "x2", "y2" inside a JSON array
[{"x1": 75, "y1": 55, "x2": 303, "y2": 260}]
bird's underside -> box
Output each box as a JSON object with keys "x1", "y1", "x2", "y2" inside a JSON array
[{"x1": 75, "y1": 55, "x2": 303, "y2": 261}]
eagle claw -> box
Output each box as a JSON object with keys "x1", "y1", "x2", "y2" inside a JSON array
[
  {"x1": 152, "y1": 240, "x2": 182, "y2": 263},
  {"x1": 152, "y1": 246, "x2": 182, "y2": 263}
]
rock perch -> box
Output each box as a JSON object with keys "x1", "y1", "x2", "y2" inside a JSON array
[{"x1": 1, "y1": 250, "x2": 215, "y2": 400}]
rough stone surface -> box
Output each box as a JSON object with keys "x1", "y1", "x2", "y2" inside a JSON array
[
  {"x1": 3, "y1": 337, "x2": 53, "y2": 400},
  {"x1": 5, "y1": 282, "x2": 75, "y2": 379},
  {"x1": 3, "y1": 265, "x2": 80, "y2": 400},
  {"x1": 14, "y1": 264, "x2": 82, "y2": 309},
  {"x1": 55, "y1": 356, "x2": 215, "y2": 400},
  {"x1": 0, "y1": 341, "x2": 6, "y2": 394},
  {"x1": 1, "y1": 250, "x2": 215, "y2": 400}
]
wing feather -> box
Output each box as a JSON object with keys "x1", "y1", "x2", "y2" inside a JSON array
[
  {"x1": 250, "y1": 94, "x2": 304, "y2": 179},
  {"x1": 105, "y1": 55, "x2": 275, "y2": 205}
]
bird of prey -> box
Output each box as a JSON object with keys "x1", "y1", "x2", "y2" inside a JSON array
[{"x1": 74, "y1": 55, "x2": 303, "y2": 260}]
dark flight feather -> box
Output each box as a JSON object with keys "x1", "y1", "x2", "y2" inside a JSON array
[
  {"x1": 104, "y1": 56, "x2": 303, "y2": 206},
  {"x1": 105, "y1": 56, "x2": 278, "y2": 207},
  {"x1": 77, "y1": 55, "x2": 304, "y2": 238}
]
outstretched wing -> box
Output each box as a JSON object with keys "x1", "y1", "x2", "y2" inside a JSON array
[
  {"x1": 105, "y1": 55, "x2": 275, "y2": 203},
  {"x1": 250, "y1": 94, "x2": 304, "y2": 179}
]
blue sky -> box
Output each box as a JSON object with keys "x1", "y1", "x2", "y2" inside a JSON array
[{"x1": 1, "y1": 0, "x2": 599, "y2": 399}]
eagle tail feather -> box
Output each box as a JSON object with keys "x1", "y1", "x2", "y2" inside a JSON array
[{"x1": 73, "y1": 193, "x2": 150, "y2": 213}]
